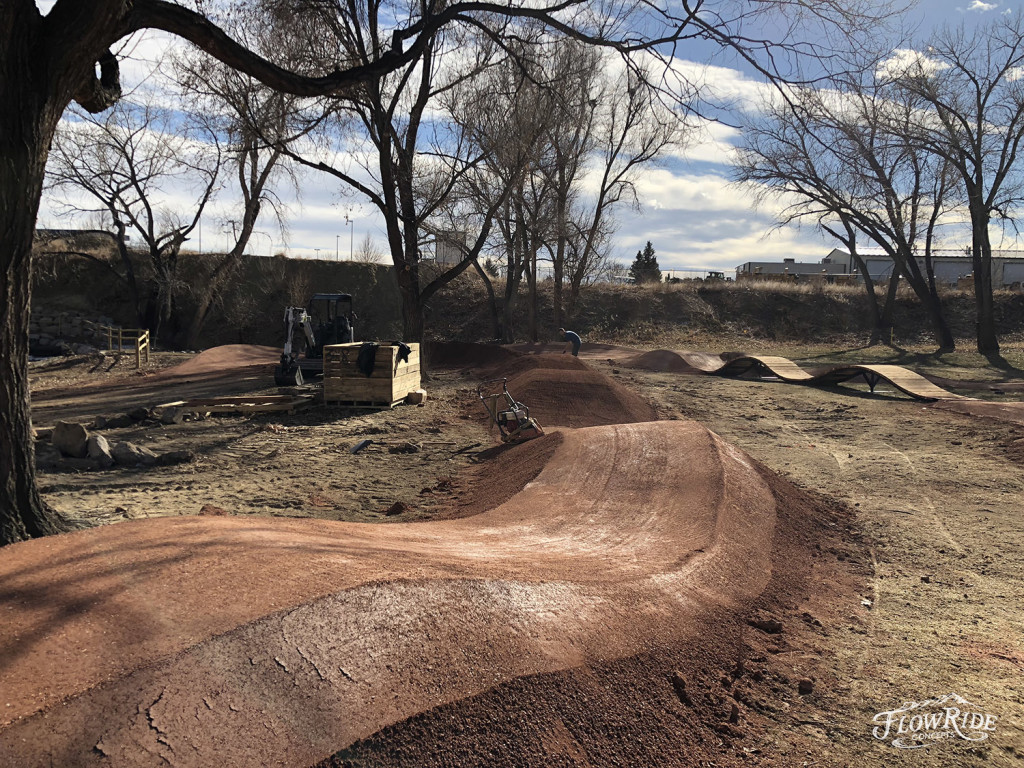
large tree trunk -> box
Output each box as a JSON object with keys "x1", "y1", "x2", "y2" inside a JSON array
[
  {"x1": 971, "y1": 221, "x2": 1000, "y2": 354},
  {"x1": 0, "y1": 23, "x2": 74, "y2": 545}
]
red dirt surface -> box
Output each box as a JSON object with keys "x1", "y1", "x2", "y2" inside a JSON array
[
  {"x1": 0, "y1": 420, "x2": 775, "y2": 767},
  {"x1": 152, "y1": 343, "x2": 279, "y2": 377},
  {"x1": 481, "y1": 354, "x2": 659, "y2": 428}
]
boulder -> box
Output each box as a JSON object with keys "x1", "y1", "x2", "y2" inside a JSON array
[
  {"x1": 112, "y1": 441, "x2": 159, "y2": 466},
  {"x1": 52, "y1": 421, "x2": 89, "y2": 458},
  {"x1": 87, "y1": 434, "x2": 115, "y2": 468},
  {"x1": 128, "y1": 407, "x2": 153, "y2": 422},
  {"x1": 160, "y1": 407, "x2": 185, "y2": 425}
]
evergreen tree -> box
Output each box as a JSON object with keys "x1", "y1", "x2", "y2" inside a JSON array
[{"x1": 629, "y1": 241, "x2": 661, "y2": 283}]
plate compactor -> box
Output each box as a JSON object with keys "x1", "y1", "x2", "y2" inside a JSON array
[{"x1": 478, "y1": 378, "x2": 544, "y2": 444}]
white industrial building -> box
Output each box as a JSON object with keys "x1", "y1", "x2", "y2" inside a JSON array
[{"x1": 737, "y1": 248, "x2": 1024, "y2": 288}]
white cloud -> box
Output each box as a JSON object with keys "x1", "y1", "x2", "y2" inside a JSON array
[
  {"x1": 966, "y1": 1, "x2": 998, "y2": 11},
  {"x1": 876, "y1": 48, "x2": 950, "y2": 82}
]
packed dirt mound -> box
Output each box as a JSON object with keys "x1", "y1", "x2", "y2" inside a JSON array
[
  {"x1": 478, "y1": 354, "x2": 658, "y2": 428},
  {"x1": 624, "y1": 349, "x2": 703, "y2": 373},
  {"x1": 156, "y1": 344, "x2": 279, "y2": 377},
  {"x1": 324, "y1": 462, "x2": 862, "y2": 768},
  {"x1": 0, "y1": 421, "x2": 777, "y2": 767}
]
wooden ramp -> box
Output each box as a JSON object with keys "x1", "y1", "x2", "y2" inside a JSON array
[{"x1": 627, "y1": 351, "x2": 970, "y2": 401}]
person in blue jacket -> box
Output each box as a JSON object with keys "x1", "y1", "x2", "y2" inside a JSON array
[{"x1": 559, "y1": 328, "x2": 581, "y2": 356}]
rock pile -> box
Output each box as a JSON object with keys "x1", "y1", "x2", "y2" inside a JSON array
[{"x1": 36, "y1": 418, "x2": 194, "y2": 471}]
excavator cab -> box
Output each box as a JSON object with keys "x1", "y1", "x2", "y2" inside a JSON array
[
  {"x1": 306, "y1": 293, "x2": 355, "y2": 352},
  {"x1": 274, "y1": 293, "x2": 355, "y2": 386}
]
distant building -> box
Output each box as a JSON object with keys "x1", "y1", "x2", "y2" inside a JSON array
[
  {"x1": 737, "y1": 248, "x2": 1024, "y2": 288},
  {"x1": 433, "y1": 231, "x2": 468, "y2": 266},
  {"x1": 831, "y1": 248, "x2": 1024, "y2": 288},
  {"x1": 735, "y1": 252, "x2": 851, "y2": 281}
]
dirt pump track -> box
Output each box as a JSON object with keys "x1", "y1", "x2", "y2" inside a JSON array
[{"x1": 4, "y1": 345, "x2": 881, "y2": 766}]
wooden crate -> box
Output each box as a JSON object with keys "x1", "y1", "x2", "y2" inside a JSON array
[{"x1": 322, "y1": 342, "x2": 420, "y2": 405}]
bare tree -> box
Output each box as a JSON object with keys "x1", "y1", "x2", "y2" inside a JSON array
[
  {"x1": 275, "y1": 13, "x2": 523, "y2": 339},
  {"x1": 175, "y1": 40, "x2": 306, "y2": 348},
  {"x1": 557, "y1": 61, "x2": 679, "y2": 322},
  {"x1": 47, "y1": 99, "x2": 221, "y2": 341},
  {"x1": 0, "y1": 0, "x2": 904, "y2": 544},
  {"x1": 884, "y1": 17, "x2": 1024, "y2": 355},
  {"x1": 735, "y1": 80, "x2": 959, "y2": 350},
  {"x1": 353, "y1": 232, "x2": 386, "y2": 263}
]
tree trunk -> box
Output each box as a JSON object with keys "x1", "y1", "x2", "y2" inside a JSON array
[
  {"x1": 471, "y1": 258, "x2": 501, "y2": 340},
  {"x1": 0, "y1": 30, "x2": 73, "y2": 545},
  {"x1": 183, "y1": 250, "x2": 245, "y2": 348},
  {"x1": 971, "y1": 222, "x2": 1000, "y2": 354},
  {"x1": 526, "y1": 247, "x2": 538, "y2": 342}
]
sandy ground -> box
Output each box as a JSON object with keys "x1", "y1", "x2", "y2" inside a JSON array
[{"x1": 4, "y1": 341, "x2": 1023, "y2": 766}]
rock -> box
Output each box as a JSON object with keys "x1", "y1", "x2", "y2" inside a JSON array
[
  {"x1": 729, "y1": 702, "x2": 741, "y2": 724},
  {"x1": 158, "y1": 449, "x2": 195, "y2": 466},
  {"x1": 748, "y1": 616, "x2": 784, "y2": 634},
  {"x1": 112, "y1": 441, "x2": 159, "y2": 466},
  {"x1": 34, "y1": 427, "x2": 52, "y2": 441},
  {"x1": 199, "y1": 504, "x2": 229, "y2": 516},
  {"x1": 86, "y1": 434, "x2": 115, "y2": 468},
  {"x1": 103, "y1": 414, "x2": 136, "y2": 429},
  {"x1": 128, "y1": 407, "x2": 153, "y2": 422},
  {"x1": 670, "y1": 671, "x2": 692, "y2": 706},
  {"x1": 160, "y1": 407, "x2": 185, "y2": 425},
  {"x1": 384, "y1": 501, "x2": 412, "y2": 516},
  {"x1": 52, "y1": 421, "x2": 89, "y2": 458},
  {"x1": 387, "y1": 441, "x2": 421, "y2": 454},
  {"x1": 92, "y1": 416, "x2": 108, "y2": 429},
  {"x1": 798, "y1": 678, "x2": 815, "y2": 695}
]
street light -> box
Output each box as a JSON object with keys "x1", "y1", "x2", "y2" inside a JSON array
[
  {"x1": 336, "y1": 234, "x2": 340, "y2": 261},
  {"x1": 344, "y1": 212, "x2": 354, "y2": 261},
  {"x1": 314, "y1": 248, "x2": 321, "y2": 259}
]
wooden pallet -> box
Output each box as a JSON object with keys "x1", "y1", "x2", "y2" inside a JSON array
[{"x1": 157, "y1": 395, "x2": 317, "y2": 415}]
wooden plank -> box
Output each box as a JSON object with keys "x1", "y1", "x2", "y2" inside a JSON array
[
  {"x1": 156, "y1": 395, "x2": 316, "y2": 414},
  {"x1": 325, "y1": 362, "x2": 421, "y2": 380},
  {"x1": 323, "y1": 373, "x2": 421, "y2": 403}
]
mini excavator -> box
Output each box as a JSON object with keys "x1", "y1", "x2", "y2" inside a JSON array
[
  {"x1": 477, "y1": 378, "x2": 544, "y2": 444},
  {"x1": 274, "y1": 293, "x2": 355, "y2": 386}
]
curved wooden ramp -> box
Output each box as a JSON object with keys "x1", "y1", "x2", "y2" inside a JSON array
[{"x1": 626, "y1": 351, "x2": 968, "y2": 401}]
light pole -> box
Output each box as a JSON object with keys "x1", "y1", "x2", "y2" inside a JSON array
[
  {"x1": 344, "y1": 212, "x2": 354, "y2": 261},
  {"x1": 314, "y1": 247, "x2": 321, "y2": 260},
  {"x1": 336, "y1": 234, "x2": 340, "y2": 261}
]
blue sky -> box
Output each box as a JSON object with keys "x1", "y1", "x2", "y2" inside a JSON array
[{"x1": 34, "y1": 0, "x2": 1022, "y2": 275}]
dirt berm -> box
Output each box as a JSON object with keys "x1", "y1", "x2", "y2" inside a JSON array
[{"x1": 0, "y1": 349, "x2": 854, "y2": 767}]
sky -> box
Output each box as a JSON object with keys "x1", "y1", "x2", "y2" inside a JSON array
[{"x1": 33, "y1": 0, "x2": 1022, "y2": 276}]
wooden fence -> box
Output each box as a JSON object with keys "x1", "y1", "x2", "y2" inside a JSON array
[{"x1": 88, "y1": 323, "x2": 151, "y2": 368}]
